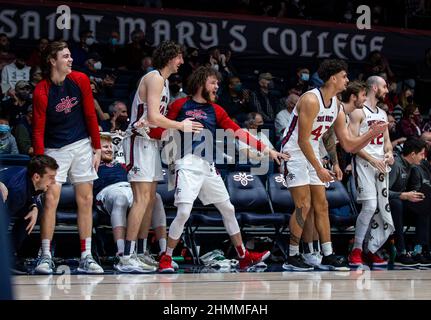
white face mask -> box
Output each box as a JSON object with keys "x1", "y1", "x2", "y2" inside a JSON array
[
  {"x1": 93, "y1": 61, "x2": 102, "y2": 70},
  {"x1": 85, "y1": 37, "x2": 95, "y2": 46}
]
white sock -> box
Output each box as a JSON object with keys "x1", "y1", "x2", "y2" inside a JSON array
[
  {"x1": 143, "y1": 238, "x2": 148, "y2": 252},
  {"x1": 81, "y1": 237, "x2": 92, "y2": 259},
  {"x1": 159, "y1": 238, "x2": 167, "y2": 254},
  {"x1": 41, "y1": 239, "x2": 51, "y2": 258},
  {"x1": 166, "y1": 247, "x2": 174, "y2": 257},
  {"x1": 289, "y1": 245, "x2": 299, "y2": 256},
  {"x1": 307, "y1": 242, "x2": 314, "y2": 253},
  {"x1": 116, "y1": 239, "x2": 125, "y2": 255},
  {"x1": 321, "y1": 242, "x2": 333, "y2": 256}
]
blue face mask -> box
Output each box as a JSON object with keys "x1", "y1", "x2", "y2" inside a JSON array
[
  {"x1": 301, "y1": 73, "x2": 310, "y2": 82},
  {"x1": 0, "y1": 124, "x2": 10, "y2": 133},
  {"x1": 233, "y1": 83, "x2": 242, "y2": 92},
  {"x1": 110, "y1": 38, "x2": 118, "y2": 46}
]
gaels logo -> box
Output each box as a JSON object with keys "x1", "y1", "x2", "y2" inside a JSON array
[
  {"x1": 185, "y1": 109, "x2": 207, "y2": 120},
  {"x1": 316, "y1": 115, "x2": 334, "y2": 122},
  {"x1": 55, "y1": 96, "x2": 78, "y2": 114}
]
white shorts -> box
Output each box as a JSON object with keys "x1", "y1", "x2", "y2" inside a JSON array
[
  {"x1": 44, "y1": 138, "x2": 98, "y2": 184},
  {"x1": 282, "y1": 151, "x2": 324, "y2": 188},
  {"x1": 174, "y1": 156, "x2": 230, "y2": 206},
  {"x1": 353, "y1": 156, "x2": 379, "y2": 201},
  {"x1": 123, "y1": 135, "x2": 163, "y2": 182}
]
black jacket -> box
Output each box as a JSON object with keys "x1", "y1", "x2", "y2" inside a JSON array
[{"x1": 389, "y1": 154, "x2": 413, "y2": 200}]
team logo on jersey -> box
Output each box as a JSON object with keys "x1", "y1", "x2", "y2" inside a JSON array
[
  {"x1": 287, "y1": 173, "x2": 296, "y2": 181},
  {"x1": 316, "y1": 115, "x2": 334, "y2": 122},
  {"x1": 185, "y1": 109, "x2": 208, "y2": 120},
  {"x1": 55, "y1": 96, "x2": 79, "y2": 114},
  {"x1": 131, "y1": 166, "x2": 140, "y2": 174}
]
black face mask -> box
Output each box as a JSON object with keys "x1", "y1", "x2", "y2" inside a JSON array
[
  {"x1": 406, "y1": 95, "x2": 414, "y2": 103},
  {"x1": 169, "y1": 84, "x2": 181, "y2": 95},
  {"x1": 116, "y1": 115, "x2": 128, "y2": 123},
  {"x1": 16, "y1": 91, "x2": 30, "y2": 101},
  {"x1": 15, "y1": 62, "x2": 25, "y2": 69},
  {"x1": 256, "y1": 125, "x2": 263, "y2": 133}
]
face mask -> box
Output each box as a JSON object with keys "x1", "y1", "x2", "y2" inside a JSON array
[
  {"x1": 16, "y1": 91, "x2": 30, "y2": 101},
  {"x1": 256, "y1": 125, "x2": 263, "y2": 132},
  {"x1": 267, "y1": 81, "x2": 274, "y2": 90},
  {"x1": 116, "y1": 115, "x2": 128, "y2": 123},
  {"x1": 0, "y1": 124, "x2": 10, "y2": 133},
  {"x1": 300, "y1": 73, "x2": 309, "y2": 82},
  {"x1": 169, "y1": 84, "x2": 181, "y2": 94},
  {"x1": 110, "y1": 38, "x2": 118, "y2": 46},
  {"x1": 85, "y1": 37, "x2": 95, "y2": 46},
  {"x1": 406, "y1": 95, "x2": 414, "y2": 103},
  {"x1": 233, "y1": 83, "x2": 242, "y2": 92},
  {"x1": 93, "y1": 61, "x2": 102, "y2": 70},
  {"x1": 15, "y1": 62, "x2": 25, "y2": 69}
]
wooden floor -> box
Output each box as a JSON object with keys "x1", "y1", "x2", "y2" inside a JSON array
[{"x1": 13, "y1": 270, "x2": 431, "y2": 300}]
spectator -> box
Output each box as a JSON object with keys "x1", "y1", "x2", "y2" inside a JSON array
[
  {"x1": 217, "y1": 75, "x2": 252, "y2": 123},
  {"x1": 14, "y1": 105, "x2": 33, "y2": 155},
  {"x1": 249, "y1": 72, "x2": 280, "y2": 121},
  {"x1": 287, "y1": 67, "x2": 311, "y2": 96},
  {"x1": 0, "y1": 80, "x2": 33, "y2": 128},
  {"x1": 29, "y1": 66, "x2": 43, "y2": 90},
  {"x1": 0, "y1": 33, "x2": 15, "y2": 72},
  {"x1": 70, "y1": 30, "x2": 96, "y2": 67},
  {"x1": 392, "y1": 86, "x2": 414, "y2": 122},
  {"x1": 101, "y1": 101, "x2": 129, "y2": 132},
  {"x1": 388, "y1": 113, "x2": 406, "y2": 150},
  {"x1": 179, "y1": 47, "x2": 200, "y2": 85},
  {"x1": 0, "y1": 118, "x2": 18, "y2": 154},
  {"x1": 27, "y1": 38, "x2": 49, "y2": 67},
  {"x1": 102, "y1": 31, "x2": 123, "y2": 69},
  {"x1": 362, "y1": 50, "x2": 395, "y2": 81},
  {"x1": 398, "y1": 103, "x2": 422, "y2": 138},
  {"x1": 237, "y1": 112, "x2": 275, "y2": 173},
  {"x1": 123, "y1": 29, "x2": 153, "y2": 70},
  {"x1": 1, "y1": 51, "x2": 30, "y2": 97},
  {"x1": 275, "y1": 93, "x2": 299, "y2": 136},
  {"x1": 389, "y1": 138, "x2": 429, "y2": 266},
  {"x1": 90, "y1": 80, "x2": 109, "y2": 122},
  {"x1": 168, "y1": 74, "x2": 187, "y2": 104}
]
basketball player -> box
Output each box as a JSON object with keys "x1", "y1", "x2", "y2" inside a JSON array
[
  {"x1": 301, "y1": 80, "x2": 368, "y2": 268},
  {"x1": 94, "y1": 135, "x2": 173, "y2": 272},
  {"x1": 348, "y1": 76, "x2": 393, "y2": 267},
  {"x1": 281, "y1": 60, "x2": 388, "y2": 271},
  {"x1": 32, "y1": 41, "x2": 104, "y2": 274},
  {"x1": 153, "y1": 66, "x2": 289, "y2": 272},
  {"x1": 119, "y1": 41, "x2": 203, "y2": 269}
]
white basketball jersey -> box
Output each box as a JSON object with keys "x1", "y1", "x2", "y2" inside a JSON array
[
  {"x1": 359, "y1": 105, "x2": 387, "y2": 159},
  {"x1": 126, "y1": 70, "x2": 170, "y2": 140},
  {"x1": 281, "y1": 88, "x2": 338, "y2": 155}
]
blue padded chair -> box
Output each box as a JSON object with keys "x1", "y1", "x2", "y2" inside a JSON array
[
  {"x1": 326, "y1": 180, "x2": 358, "y2": 229},
  {"x1": 0, "y1": 154, "x2": 30, "y2": 167},
  {"x1": 226, "y1": 171, "x2": 286, "y2": 253}
]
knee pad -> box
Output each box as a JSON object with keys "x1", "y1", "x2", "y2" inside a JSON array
[
  {"x1": 215, "y1": 200, "x2": 240, "y2": 236},
  {"x1": 110, "y1": 193, "x2": 129, "y2": 228}
]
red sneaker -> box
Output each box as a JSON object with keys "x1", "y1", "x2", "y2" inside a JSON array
[
  {"x1": 239, "y1": 250, "x2": 270, "y2": 270},
  {"x1": 366, "y1": 252, "x2": 388, "y2": 267},
  {"x1": 348, "y1": 248, "x2": 363, "y2": 266},
  {"x1": 158, "y1": 253, "x2": 175, "y2": 273}
]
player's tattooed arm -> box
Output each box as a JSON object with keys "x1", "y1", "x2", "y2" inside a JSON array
[{"x1": 322, "y1": 126, "x2": 338, "y2": 165}]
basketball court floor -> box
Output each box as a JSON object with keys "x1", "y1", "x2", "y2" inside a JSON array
[{"x1": 13, "y1": 268, "x2": 431, "y2": 300}]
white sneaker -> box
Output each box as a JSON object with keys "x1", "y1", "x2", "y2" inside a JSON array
[
  {"x1": 114, "y1": 255, "x2": 151, "y2": 273},
  {"x1": 302, "y1": 251, "x2": 323, "y2": 268},
  {"x1": 137, "y1": 251, "x2": 159, "y2": 267},
  {"x1": 135, "y1": 256, "x2": 157, "y2": 272},
  {"x1": 78, "y1": 255, "x2": 104, "y2": 274},
  {"x1": 34, "y1": 255, "x2": 55, "y2": 275}
]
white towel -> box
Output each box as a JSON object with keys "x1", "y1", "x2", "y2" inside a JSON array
[{"x1": 367, "y1": 171, "x2": 395, "y2": 253}]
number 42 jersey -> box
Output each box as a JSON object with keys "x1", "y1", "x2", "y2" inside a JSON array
[{"x1": 281, "y1": 88, "x2": 338, "y2": 156}]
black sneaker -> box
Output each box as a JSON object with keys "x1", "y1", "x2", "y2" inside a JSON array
[
  {"x1": 282, "y1": 254, "x2": 314, "y2": 271},
  {"x1": 320, "y1": 254, "x2": 350, "y2": 271},
  {"x1": 394, "y1": 253, "x2": 419, "y2": 267},
  {"x1": 412, "y1": 253, "x2": 431, "y2": 267}
]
